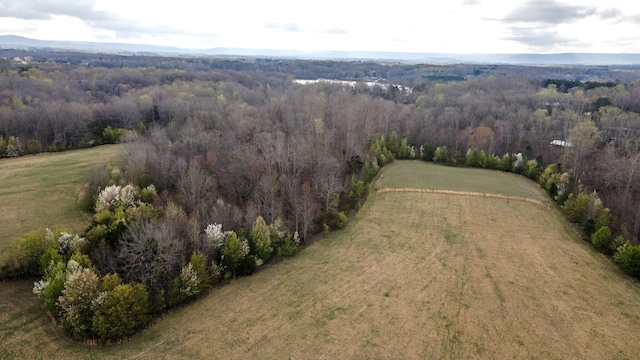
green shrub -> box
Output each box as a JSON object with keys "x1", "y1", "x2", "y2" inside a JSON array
[
  {"x1": 220, "y1": 231, "x2": 249, "y2": 278},
  {"x1": 70, "y1": 252, "x2": 98, "y2": 274},
  {"x1": 24, "y1": 139, "x2": 43, "y2": 154},
  {"x1": 92, "y1": 283, "x2": 150, "y2": 342},
  {"x1": 277, "y1": 232, "x2": 300, "y2": 257},
  {"x1": 591, "y1": 226, "x2": 613, "y2": 254},
  {"x1": 77, "y1": 192, "x2": 96, "y2": 213},
  {"x1": 523, "y1": 159, "x2": 540, "y2": 180},
  {"x1": 251, "y1": 216, "x2": 272, "y2": 262},
  {"x1": 40, "y1": 261, "x2": 67, "y2": 314},
  {"x1": 563, "y1": 191, "x2": 605, "y2": 235},
  {"x1": 336, "y1": 211, "x2": 348, "y2": 229},
  {"x1": 421, "y1": 143, "x2": 435, "y2": 162},
  {"x1": 539, "y1": 164, "x2": 560, "y2": 189},
  {"x1": 610, "y1": 236, "x2": 627, "y2": 255},
  {"x1": 562, "y1": 193, "x2": 590, "y2": 224},
  {"x1": 103, "y1": 126, "x2": 126, "y2": 144},
  {"x1": 347, "y1": 179, "x2": 366, "y2": 202},
  {"x1": 14, "y1": 229, "x2": 53, "y2": 276},
  {"x1": 39, "y1": 247, "x2": 63, "y2": 276},
  {"x1": 398, "y1": 137, "x2": 411, "y2": 159},
  {"x1": 90, "y1": 208, "x2": 128, "y2": 248},
  {"x1": 465, "y1": 149, "x2": 486, "y2": 168},
  {"x1": 168, "y1": 263, "x2": 201, "y2": 307},
  {"x1": 499, "y1": 153, "x2": 513, "y2": 172},
  {"x1": 268, "y1": 217, "x2": 290, "y2": 250},
  {"x1": 387, "y1": 131, "x2": 398, "y2": 155},
  {"x1": 595, "y1": 208, "x2": 611, "y2": 230},
  {"x1": 433, "y1": 146, "x2": 449, "y2": 163},
  {"x1": 100, "y1": 273, "x2": 123, "y2": 292},
  {"x1": 615, "y1": 242, "x2": 640, "y2": 277},
  {"x1": 138, "y1": 185, "x2": 157, "y2": 204},
  {"x1": 189, "y1": 251, "x2": 210, "y2": 291}
]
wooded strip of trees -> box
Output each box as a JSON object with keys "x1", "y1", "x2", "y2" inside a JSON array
[
  {"x1": 2, "y1": 54, "x2": 640, "y2": 238},
  {"x1": 2, "y1": 54, "x2": 640, "y2": 241}
]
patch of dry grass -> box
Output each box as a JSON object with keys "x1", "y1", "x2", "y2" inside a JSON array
[{"x1": 3, "y1": 161, "x2": 640, "y2": 359}]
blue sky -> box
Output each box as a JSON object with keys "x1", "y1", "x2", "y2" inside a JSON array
[{"x1": 1, "y1": 0, "x2": 639, "y2": 53}]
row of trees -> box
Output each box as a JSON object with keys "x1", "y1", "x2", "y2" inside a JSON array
[{"x1": 450, "y1": 141, "x2": 640, "y2": 278}]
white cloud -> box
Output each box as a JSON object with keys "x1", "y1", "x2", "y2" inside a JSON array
[{"x1": 1, "y1": 0, "x2": 639, "y2": 53}]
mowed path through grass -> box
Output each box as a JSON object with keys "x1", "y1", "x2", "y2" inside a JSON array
[
  {"x1": 3, "y1": 161, "x2": 640, "y2": 358},
  {"x1": 0, "y1": 145, "x2": 123, "y2": 247}
]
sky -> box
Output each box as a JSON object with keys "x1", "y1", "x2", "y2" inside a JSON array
[{"x1": 1, "y1": 0, "x2": 639, "y2": 54}]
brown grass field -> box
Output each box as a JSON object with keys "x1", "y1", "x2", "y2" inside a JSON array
[{"x1": 3, "y1": 160, "x2": 640, "y2": 359}]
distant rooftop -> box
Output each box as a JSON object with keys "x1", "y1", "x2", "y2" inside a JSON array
[{"x1": 550, "y1": 140, "x2": 572, "y2": 147}]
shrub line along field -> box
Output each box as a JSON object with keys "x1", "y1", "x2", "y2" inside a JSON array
[{"x1": 3, "y1": 160, "x2": 640, "y2": 358}]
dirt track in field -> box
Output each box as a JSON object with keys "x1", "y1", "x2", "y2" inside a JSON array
[{"x1": 377, "y1": 186, "x2": 544, "y2": 205}]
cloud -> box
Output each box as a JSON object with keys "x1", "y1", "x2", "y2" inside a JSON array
[
  {"x1": 264, "y1": 22, "x2": 348, "y2": 35},
  {"x1": 595, "y1": 8, "x2": 640, "y2": 25},
  {"x1": 599, "y1": 8, "x2": 623, "y2": 20},
  {"x1": 0, "y1": 0, "x2": 218, "y2": 40},
  {"x1": 462, "y1": 0, "x2": 480, "y2": 5},
  {"x1": 504, "y1": 26, "x2": 576, "y2": 48},
  {"x1": 501, "y1": 0, "x2": 596, "y2": 24},
  {"x1": 629, "y1": 14, "x2": 640, "y2": 24},
  {"x1": 322, "y1": 27, "x2": 349, "y2": 35},
  {"x1": 265, "y1": 22, "x2": 301, "y2": 32},
  {"x1": 0, "y1": 0, "x2": 112, "y2": 21}
]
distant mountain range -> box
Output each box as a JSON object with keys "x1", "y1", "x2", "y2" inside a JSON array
[{"x1": 1, "y1": 35, "x2": 639, "y2": 65}]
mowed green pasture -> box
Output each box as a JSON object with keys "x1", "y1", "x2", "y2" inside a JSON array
[
  {"x1": 376, "y1": 161, "x2": 547, "y2": 201},
  {"x1": 3, "y1": 161, "x2": 640, "y2": 358},
  {"x1": 0, "y1": 145, "x2": 124, "y2": 247}
]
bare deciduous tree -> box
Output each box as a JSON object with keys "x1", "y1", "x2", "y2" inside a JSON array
[{"x1": 119, "y1": 220, "x2": 185, "y2": 292}]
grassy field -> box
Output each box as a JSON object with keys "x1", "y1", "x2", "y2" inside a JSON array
[
  {"x1": 0, "y1": 145, "x2": 124, "y2": 247},
  {"x1": 375, "y1": 161, "x2": 548, "y2": 201},
  {"x1": 3, "y1": 160, "x2": 640, "y2": 359}
]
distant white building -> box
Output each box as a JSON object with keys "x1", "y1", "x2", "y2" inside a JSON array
[
  {"x1": 293, "y1": 79, "x2": 412, "y2": 93},
  {"x1": 550, "y1": 140, "x2": 572, "y2": 147}
]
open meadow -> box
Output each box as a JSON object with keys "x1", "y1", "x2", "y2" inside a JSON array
[
  {"x1": 0, "y1": 145, "x2": 124, "y2": 248},
  {"x1": 3, "y1": 160, "x2": 640, "y2": 359}
]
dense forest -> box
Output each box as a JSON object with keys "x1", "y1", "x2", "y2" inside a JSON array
[{"x1": 2, "y1": 50, "x2": 640, "y2": 341}]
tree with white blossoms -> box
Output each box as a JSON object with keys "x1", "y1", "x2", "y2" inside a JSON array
[
  {"x1": 204, "y1": 223, "x2": 227, "y2": 250},
  {"x1": 34, "y1": 258, "x2": 84, "y2": 315},
  {"x1": 95, "y1": 184, "x2": 138, "y2": 213},
  {"x1": 512, "y1": 153, "x2": 525, "y2": 172},
  {"x1": 56, "y1": 231, "x2": 87, "y2": 257},
  {"x1": 168, "y1": 262, "x2": 201, "y2": 306},
  {"x1": 57, "y1": 267, "x2": 100, "y2": 340},
  {"x1": 179, "y1": 263, "x2": 200, "y2": 297}
]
